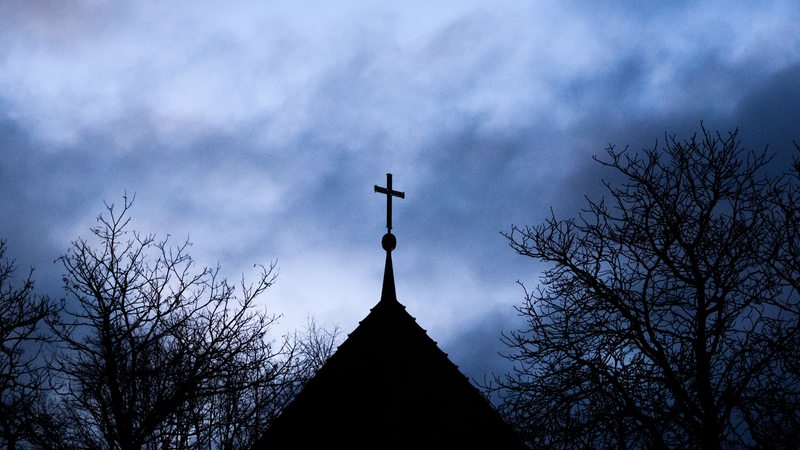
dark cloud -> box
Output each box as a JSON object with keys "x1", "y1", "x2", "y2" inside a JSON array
[
  {"x1": 1, "y1": 1, "x2": 799, "y2": 385},
  {"x1": 733, "y1": 63, "x2": 800, "y2": 164}
]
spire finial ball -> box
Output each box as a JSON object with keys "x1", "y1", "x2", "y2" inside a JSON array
[{"x1": 381, "y1": 233, "x2": 397, "y2": 251}]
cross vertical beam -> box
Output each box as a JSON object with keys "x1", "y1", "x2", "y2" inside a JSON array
[{"x1": 374, "y1": 173, "x2": 405, "y2": 233}]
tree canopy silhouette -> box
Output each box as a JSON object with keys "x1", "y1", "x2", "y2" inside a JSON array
[
  {"x1": 0, "y1": 241, "x2": 58, "y2": 450},
  {"x1": 46, "y1": 195, "x2": 304, "y2": 450},
  {"x1": 495, "y1": 126, "x2": 800, "y2": 449}
]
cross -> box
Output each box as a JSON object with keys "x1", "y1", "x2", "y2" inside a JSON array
[{"x1": 374, "y1": 173, "x2": 405, "y2": 233}]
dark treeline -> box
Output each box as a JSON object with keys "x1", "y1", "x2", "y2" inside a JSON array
[
  {"x1": 3, "y1": 125, "x2": 799, "y2": 450},
  {"x1": 491, "y1": 125, "x2": 800, "y2": 449},
  {"x1": 0, "y1": 196, "x2": 339, "y2": 450}
]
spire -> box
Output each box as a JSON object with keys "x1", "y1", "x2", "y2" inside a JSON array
[
  {"x1": 380, "y1": 249, "x2": 397, "y2": 303},
  {"x1": 374, "y1": 173, "x2": 404, "y2": 303}
]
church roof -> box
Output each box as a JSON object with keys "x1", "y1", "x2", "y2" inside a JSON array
[
  {"x1": 254, "y1": 250, "x2": 527, "y2": 448},
  {"x1": 254, "y1": 174, "x2": 527, "y2": 448}
]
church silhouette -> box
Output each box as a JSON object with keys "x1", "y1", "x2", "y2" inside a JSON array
[{"x1": 253, "y1": 174, "x2": 528, "y2": 449}]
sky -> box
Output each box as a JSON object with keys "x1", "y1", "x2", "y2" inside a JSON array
[{"x1": 1, "y1": 0, "x2": 799, "y2": 384}]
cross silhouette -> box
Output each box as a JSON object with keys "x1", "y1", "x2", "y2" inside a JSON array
[{"x1": 374, "y1": 173, "x2": 405, "y2": 233}]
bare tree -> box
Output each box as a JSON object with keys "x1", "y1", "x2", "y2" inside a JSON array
[
  {"x1": 0, "y1": 241, "x2": 58, "y2": 450},
  {"x1": 193, "y1": 318, "x2": 340, "y2": 450},
  {"x1": 47, "y1": 195, "x2": 298, "y2": 450},
  {"x1": 290, "y1": 317, "x2": 340, "y2": 381},
  {"x1": 494, "y1": 126, "x2": 800, "y2": 449}
]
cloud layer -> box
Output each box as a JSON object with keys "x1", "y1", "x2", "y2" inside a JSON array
[{"x1": 1, "y1": 0, "x2": 799, "y2": 380}]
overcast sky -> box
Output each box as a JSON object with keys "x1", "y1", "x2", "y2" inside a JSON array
[{"x1": 1, "y1": 0, "x2": 799, "y2": 382}]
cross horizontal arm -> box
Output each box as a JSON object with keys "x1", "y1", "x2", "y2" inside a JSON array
[{"x1": 374, "y1": 186, "x2": 405, "y2": 198}]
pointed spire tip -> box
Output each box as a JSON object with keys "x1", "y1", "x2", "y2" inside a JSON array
[{"x1": 380, "y1": 248, "x2": 397, "y2": 303}]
